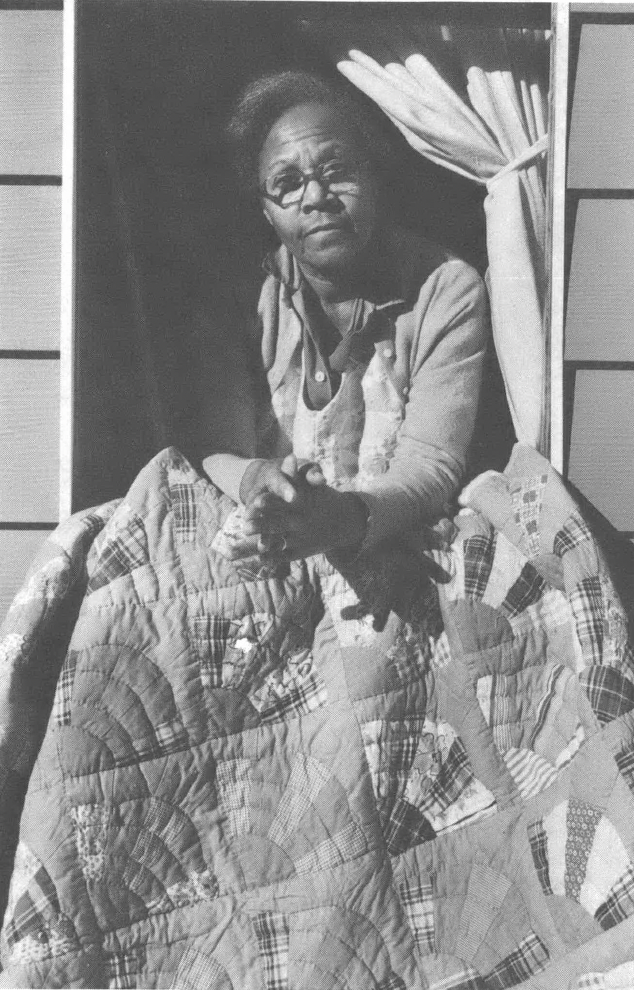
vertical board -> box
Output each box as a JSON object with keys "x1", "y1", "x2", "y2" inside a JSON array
[
  {"x1": 0, "y1": 186, "x2": 62, "y2": 350},
  {"x1": 565, "y1": 199, "x2": 634, "y2": 360},
  {"x1": 0, "y1": 530, "x2": 49, "y2": 622},
  {"x1": 568, "y1": 23, "x2": 634, "y2": 188},
  {"x1": 0, "y1": 360, "x2": 59, "y2": 522},
  {"x1": 568, "y1": 370, "x2": 634, "y2": 531},
  {"x1": 0, "y1": 10, "x2": 63, "y2": 174}
]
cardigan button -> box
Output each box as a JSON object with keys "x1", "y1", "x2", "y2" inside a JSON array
[
  {"x1": 382, "y1": 346, "x2": 394, "y2": 359},
  {"x1": 402, "y1": 386, "x2": 409, "y2": 396},
  {"x1": 314, "y1": 370, "x2": 326, "y2": 383}
]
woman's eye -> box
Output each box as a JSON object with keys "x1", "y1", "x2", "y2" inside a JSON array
[
  {"x1": 322, "y1": 163, "x2": 353, "y2": 182},
  {"x1": 272, "y1": 173, "x2": 302, "y2": 194}
]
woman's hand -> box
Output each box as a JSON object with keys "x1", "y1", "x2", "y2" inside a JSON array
[{"x1": 232, "y1": 455, "x2": 368, "y2": 561}]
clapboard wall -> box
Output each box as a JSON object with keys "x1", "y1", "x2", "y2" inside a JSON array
[
  {"x1": 0, "y1": 3, "x2": 63, "y2": 617},
  {"x1": 565, "y1": 4, "x2": 634, "y2": 536}
]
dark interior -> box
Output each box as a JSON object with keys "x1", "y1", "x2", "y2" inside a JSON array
[{"x1": 74, "y1": 1, "x2": 549, "y2": 510}]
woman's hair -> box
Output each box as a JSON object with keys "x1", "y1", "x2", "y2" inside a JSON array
[{"x1": 226, "y1": 69, "x2": 395, "y2": 195}]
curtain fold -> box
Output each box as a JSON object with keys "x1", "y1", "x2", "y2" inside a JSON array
[{"x1": 305, "y1": 19, "x2": 550, "y2": 450}]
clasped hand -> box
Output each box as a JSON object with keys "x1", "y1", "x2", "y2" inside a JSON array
[{"x1": 229, "y1": 455, "x2": 368, "y2": 561}]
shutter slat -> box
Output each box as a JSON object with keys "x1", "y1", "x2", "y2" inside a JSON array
[
  {"x1": 0, "y1": 360, "x2": 59, "y2": 522},
  {"x1": 568, "y1": 370, "x2": 634, "y2": 531},
  {"x1": 0, "y1": 11, "x2": 63, "y2": 174}
]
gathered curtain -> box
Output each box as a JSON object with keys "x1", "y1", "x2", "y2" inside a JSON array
[{"x1": 304, "y1": 18, "x2": 551, "y2": 451}]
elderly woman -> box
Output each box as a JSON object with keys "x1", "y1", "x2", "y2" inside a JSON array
[{"x1": 202, "y1": 70, "x2": 487, "y2": 572}]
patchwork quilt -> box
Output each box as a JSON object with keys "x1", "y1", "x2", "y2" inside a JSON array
[{"x1": 0, "y1": 444, "x2": 633, "y2": 989}]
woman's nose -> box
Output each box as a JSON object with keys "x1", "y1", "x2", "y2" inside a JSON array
[{"x1": 301, "y1": 177, "x2": 330, "y2": 210}]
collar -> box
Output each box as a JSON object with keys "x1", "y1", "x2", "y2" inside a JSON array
[{"x1": 261, "y1": 225, "x2": 434, "y2": 313}]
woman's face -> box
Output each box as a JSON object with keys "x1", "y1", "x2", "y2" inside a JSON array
[{"x1": 258, "y1": 101, "x2": 379, "y2": 281}]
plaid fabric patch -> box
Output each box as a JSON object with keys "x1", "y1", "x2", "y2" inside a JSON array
[
  {"x1": 87, "y1": 512, "x2": 149, "y2": 593},
  {"x1": 527, "y1": 819, "x2": 552, "y2": 895},
  {"x1": 580, "y1": 665, "x2": 634, "y2": 726},
  {"x1": 294, "y1": 820, "x2": 367, "y2": 875},
  {"x1": 253, "y1": 911, "x2": 290, "y2": 990},
  {"x1": 256, "y1": 672, "x2": 328, "y2": 723},
  {"x1": 269, "y1": 754, "x2": 331, "y2": 848},
  {"x1": 615, "y1": 745, "x2": 634, "y2": 795},
  {"x1": 553, "y1": 512, "x2": 592, "y2": 558},
  {"x1": 173, "y1": 946, "x2": 226, "y2": 990},
  {"x1": 171, "y1": 483, "x2": 198, "y2": 542},
  {"x1": 511, "y1": 474, "x2": 548, "y2": 558},
  {"x1": 570, "y1": 576, "x2": 604, "y2": 667},
  {"x1": 483, "y1": 930, "x2": 549, "y2": 989},
  {"x1": 385, "y1": 798, "x2": 436, "y2": 855},
  {"x1": 4, "y1": 862, "x2": 62, "y2": 947},
  {"x1": 52, "y1": 650, "x2": 79, "y2": 726},
  {"x1": 398, "y1": 879, "x2": 436, "y2": 954},
  {"x1": 216, "y1": 758, "x2": 252, "y2": 837},
  {"x1": 105, "y1": 948, "x2": 145, "y2": 990},
  {"x1": 596, "y1": 864, "x2": 634, "y2": 930},
  {"x1": 189, "y1": 615, "x2": 231, "y2": 688},
  {"x1": 463, "y1": 533, "x2": 496, "y2": 600},
  {"x1": 419, "y1": 739, "x2": 473, "y2": 816},
  {"x1": 378, "y1": 975, "x2": 406, "y2": 990},
  {"x1": 501, "y1": 563, "x2": 547, "y2": 619},
  {"x1": 134, "y1": 720, "x2": 188, "y2": 761}
]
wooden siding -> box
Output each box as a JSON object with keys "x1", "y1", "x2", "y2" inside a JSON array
[
  {"x1": 0, "y1": 11, "x2": 62, "y2": 175},
  {"x1": 0, "y1": 185, "x2": 62, "y2": 350},
  {"x1": 0, "y1": 7, "x2": 63, "y2": 620},
  {"x1": 566, "y1": 199, "x2": 634, "y2": 361},
  {"x1": 568, "y1": 371, "x2": 634, "y2": 532},
  {"x1": 0, "y1": 360, "x2": 60, "y2": 523},
  {"x1": 568, "y1": 24, "x2": 634, "y2": 189}
]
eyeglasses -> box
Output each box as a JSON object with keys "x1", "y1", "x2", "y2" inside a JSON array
[{"x1": 259, "y1": 161, "x2": 364, "y2": 209}]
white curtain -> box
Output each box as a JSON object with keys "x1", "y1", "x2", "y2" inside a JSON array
[{"x1": 305, "y1": 18, "x2": 551, "y2": 450}]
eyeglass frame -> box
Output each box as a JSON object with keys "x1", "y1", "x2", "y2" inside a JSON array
[{"x1": 258, "y1": 160, "x2": 367, "y2": 209}]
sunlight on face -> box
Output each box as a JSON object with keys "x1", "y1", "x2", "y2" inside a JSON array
[{"x1": 258, "y1": 102, "x2": 379, "y2": 280}]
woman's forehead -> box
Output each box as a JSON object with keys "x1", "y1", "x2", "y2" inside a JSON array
[{"x1": 259, "y1": 102, "x2": 360, "y2": 171}]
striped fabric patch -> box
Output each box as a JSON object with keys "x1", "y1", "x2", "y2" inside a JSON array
[
  {"x1": 430, "y1": 967, "x2": 485, "y2": 990},
  {"x1": 595, "y1": 864, "x2": 634, "y2": 930},
  {"x1": 253, "y1": 911, "x2": 290, "y2": 990},
  {"x1": 483, "y1": 930, "x2": 549, "y2": 989},
  {"x1": 456, "y1": 862, "x2": 511, "y2": 962},
  {"x1": 463, "y1": 532, "x2": 496, "y2": 599},
  {"x1": 503, "y1": 749, "x2": 558, "y2": 801},
  {"x1": 528, "y1": 819, "x2": 553, "y2": 895},
  {"x1": 398, "y1": 878, "x2": 436, "y2": 954}
]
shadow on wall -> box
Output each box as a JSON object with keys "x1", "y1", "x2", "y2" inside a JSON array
[{"x1": 74, "y1": 0, "x2": 515, "y2": 509}]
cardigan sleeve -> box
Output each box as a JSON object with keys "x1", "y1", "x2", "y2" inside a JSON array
[{"x1": 356, "y1": 258, "x2": 488, "y2": 552}]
